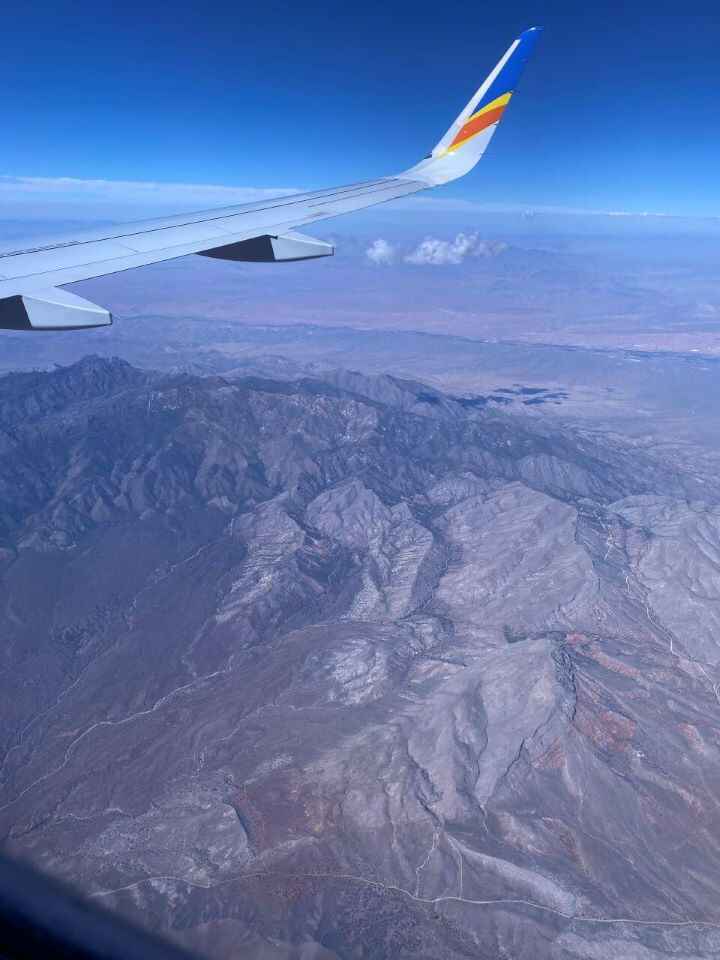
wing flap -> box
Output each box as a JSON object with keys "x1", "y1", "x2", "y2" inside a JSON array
[{"x1": 119, "y1": 222, "x2": 233, "y2": 253}]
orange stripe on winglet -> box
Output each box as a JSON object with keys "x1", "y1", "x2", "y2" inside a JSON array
[{"x1": 449, "y1": 104, "x2": 506, "y2": 150}]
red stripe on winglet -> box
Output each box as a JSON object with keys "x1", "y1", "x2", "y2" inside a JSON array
[{"x1": 450, "y1": 104, "x2": 506, "y2": 148}]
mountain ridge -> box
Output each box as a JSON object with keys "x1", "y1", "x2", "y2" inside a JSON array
[{"x1": 1, "y1": 357, "x2": 719, "y2": 960}]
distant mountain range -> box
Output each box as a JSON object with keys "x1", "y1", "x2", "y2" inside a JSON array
[{"x1": 1, "y1": 357, "x2": 719, "y2": 959}]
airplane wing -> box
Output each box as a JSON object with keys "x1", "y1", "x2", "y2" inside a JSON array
[{"x1": 0, "y1": 27, "x2": 541, "y2": 331}]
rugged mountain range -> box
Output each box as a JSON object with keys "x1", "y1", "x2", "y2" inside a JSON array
[{"x1": 1, "y1": 356, "x2": 720, "y2": 959}]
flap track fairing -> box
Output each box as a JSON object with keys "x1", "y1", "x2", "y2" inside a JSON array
[
  {"x1": 199, "y1": 231, "x2": 333, "y2": 263},
  {"x1": 0, "y1": 288, "x2": 112, "y2": 331}
]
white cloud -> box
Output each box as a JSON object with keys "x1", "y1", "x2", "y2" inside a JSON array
[
  {"x1": 364, "y1": 233, "x2": 511, "y2": 268},
  {"x1": 395, "y1": 195, "x2": 707, "y2": 219},
  {"x1": 2, "y1": 174, "x2": 705, "y2": 223},
  {"x1": 365, "y1": 238, "x2": 396, "y2": 265},
  {"x1": 0, "y1": 175, "x2": 300, "y2": 221},
  {"x1": 403, "y1": 233, "x2": 509, "y2": 265},
  {"x1": 404, "y1": 232, "x2": 479, "y2": 265},
  {"x1": 0, "y1": 174, "x2": 300, "y2": 202}
]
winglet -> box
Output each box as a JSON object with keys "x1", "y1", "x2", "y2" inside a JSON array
[{"x1": 404, "y1": 27, "x2": 542, "y2": 186}]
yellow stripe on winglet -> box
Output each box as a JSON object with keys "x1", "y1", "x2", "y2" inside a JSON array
[{"x1": 467, "y1": 92, "x2": 512, "y2": 122}]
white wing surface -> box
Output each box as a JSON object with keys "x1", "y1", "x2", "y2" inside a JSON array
[{"x1": 0, "y1": 27, "x2": 540, "y2": 331}]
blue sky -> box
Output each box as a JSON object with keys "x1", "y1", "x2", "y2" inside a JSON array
[{"x1": 3, "y1": 0, "x2": 720, "y2": 218}]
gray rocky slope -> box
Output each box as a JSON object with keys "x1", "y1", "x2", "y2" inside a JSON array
[{"x1": 1, "y1": 357, "x2": 720, "y2": 959}]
